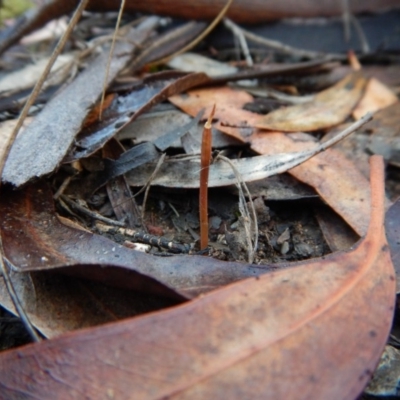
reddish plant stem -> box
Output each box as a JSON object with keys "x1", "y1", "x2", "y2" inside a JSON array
[{"x1": 199, "y1": 105, "x2": 215, "y2": 250}]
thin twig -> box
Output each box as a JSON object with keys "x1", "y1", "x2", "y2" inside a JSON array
[
  {"x1": 53, "y1": 176, "x2": 73, "y2": 200},
  {"x1": 1, "y1": 258, "x2": 41, "y2": 342},
  {"x1": 342, "y1": 0, "x2": 351, "y2": 42},
  {"x1": 224, "y1": 18, "x2": 253, "y2": 66},
  {"x1": 60, "y1": 195, "x2": 127, "y2": 227},
  {"x1": 341, "y1": 0, "x2": 370, "y2": 54},
  {"x1": 320, "y1": 113, "x2": 373, "y2": 150},
  {"x1": 168, "y1": 202, "x2": 180, "y2": 218},
  {"x1": 0, "y1": 0, "x2": 90, "y2": 343},
  {"x1": 350, "y1": 15, "x2": 370, "y2": 54},
  {"x1": 95, "y1": 222, "x2": 190, "y2": 254},
  {"x1": 98, "y1": 0, "x2": 127, "y2": 120}
]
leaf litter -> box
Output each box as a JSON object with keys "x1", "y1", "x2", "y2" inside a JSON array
[
  {"x1": 0, "y1": 156, "x2": 395, "y2": 400},
  {"x1": 169, "y1": 82, "x2": 374, "y2": 235},
  {"x1": 0, "y1": 3, "x2": 399, "y2": 399},
  {"x1": 125, "y1": 115, "x2": 371, "y2": 189},
  {"x1": 2, "y1": 17, "x2": 160, "y2": 186}
]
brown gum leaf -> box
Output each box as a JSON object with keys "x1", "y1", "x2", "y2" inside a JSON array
[
  {"x1": 255, "y1": 71, "x2": 368, "y2": 131},
  {"x1": 169, "y1": 85, "x2": 259, "y2": 141},
  {"x1": 249, "y1": 131, "x2": 371, "y2": 236},
  {"x1": 0, "y1": 182, "x2": 185, "y2": 299},
  {"x1": 352, "y1": 78, "x2": 398, "y2": 120},
  {"x1": 0, "y1": 270, "x2": 181, "y2": 338},
  {"x1": 0, "y1": 156, "x2": 395, "y2": 400}
]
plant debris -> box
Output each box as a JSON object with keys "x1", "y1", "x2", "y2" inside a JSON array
[{"x1": 0, "y1": 3, "x2": 399, "y2": 399}]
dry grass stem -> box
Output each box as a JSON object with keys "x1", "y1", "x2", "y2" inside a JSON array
[
  {"x1": 141, "y1": 153, "x2": 167, "y2": 224},
  {"x1": 215, "y1": 154, "x2": 258, "y2": 264},
  {"x1": 223, "y1": 18, "x2": 253, "y2": 66},
  {"x1": 99, "y1": 0, "x2": 127, "y2": 121}
]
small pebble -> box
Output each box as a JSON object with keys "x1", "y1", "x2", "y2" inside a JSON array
[
  {"x1": 280, "y1": 241, "x2": 290, "y2": 255},
  {"x1": 294, "y1": 242, "x2": 313, "y2": 257}
]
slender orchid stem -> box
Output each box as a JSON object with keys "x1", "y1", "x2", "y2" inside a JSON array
[{"x1": 199, "y1": 105, "x2": 215, "y2": 250}]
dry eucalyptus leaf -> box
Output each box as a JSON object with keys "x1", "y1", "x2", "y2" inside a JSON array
[
  {"x1": 255, "y1": 72, "x2": 368, "y2": 131},
  {"x1": 315, "y1": 205, "x2": 359, "y2": 252},
  {"x1": 0, "y1": 118, "x2": 32, "y2": 163},
  {"x1": 117, "y1": 106, "x2": 241, "y2": 149},
  {"x1": 250, "y1": 131, "x2": 372, "y2": 236},
  {"x1": 0, "y1": 54, "x2": 74, "y2": 94},
  {"x1": 352, "y1": 78, "x2": 398, "y2": 120},
  {"x1": 102, "y1": 140, "x2": 140, "y2": 229},
  {"x1": 167, "y1": 52, "x2": 238, "y2": 77},
  {"x1": 170, "y1": 85, "x2": 259, "y2": 140},
  {"x1": 0, "y1": 271, "x2": 179, "y2": 338},
  {"x1": 65, "y1": 72, "x2": 210, "y2": 163}
]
